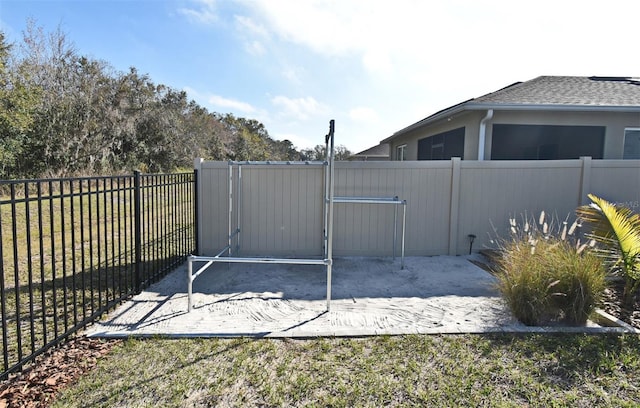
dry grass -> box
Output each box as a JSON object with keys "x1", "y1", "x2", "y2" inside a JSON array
[{"x1": 53, "y1": 334, "x2": 640, "y2": 407}]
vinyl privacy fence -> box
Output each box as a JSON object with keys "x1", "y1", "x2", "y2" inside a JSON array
[{"x1": 196, "y1": 158, "x2": 640, "y2": 258}]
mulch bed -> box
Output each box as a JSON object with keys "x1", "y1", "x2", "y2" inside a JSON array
[
  {"x1": 601, "y1": 280, "x2": 640, "y2": 330},
  {"x1": 0, "y1": 337, "x2": 120, "y2": 408}
]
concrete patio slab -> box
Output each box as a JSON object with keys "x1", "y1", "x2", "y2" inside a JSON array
[{"x1": 86, "y1": 256, "x2": 631, "y2": 338}]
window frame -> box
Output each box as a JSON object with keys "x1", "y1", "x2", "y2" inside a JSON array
[
  {"x1": 490, "y1": 124, "x2": 604, "y2": 160},
  {"x1": 623, "y1": 128, "x2": 640, "y2": 159},
  {"x1": 396, "y1": 144, "x2": 407, "y2": 161},
  {"x1": 417, "y1": 127, "x2": 465, "y2": 161}
]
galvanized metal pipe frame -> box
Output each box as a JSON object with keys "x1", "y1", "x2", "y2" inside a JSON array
[
  {"x1": 325, "y1": 120, "x2": 336, "y2": 312},
  {"x1": 188, "y1": 121, "x2": 337, "y2": 312},
  {"x1": 187, "y1": 255, "x2": 332, "y2": 311},
  {"x1": 332, "y1": 196, "x2": 407, "y2": 269},
  {"x1": 187, "y1": 120, "x2": 409, "y2": 313}
]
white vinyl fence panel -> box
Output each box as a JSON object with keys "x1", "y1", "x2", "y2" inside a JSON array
[{"x1": 196, "y1": 158, "x2": 640, "y2": 257}]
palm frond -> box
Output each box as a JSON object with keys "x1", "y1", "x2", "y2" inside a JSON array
[
  {"x1": 577, "y1": 195, "x2": 640, "y2": 253},
  {"x1": 576, "y1": 194, "x2": 640, "y2": 281}
]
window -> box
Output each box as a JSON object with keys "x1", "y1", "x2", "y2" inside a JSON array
[
  {"x1": 623, "y1": 128, "x2": 640, "y2": 159},
  {"x1": 417, "y1": 127, "x2": 465, "y2": 160},
  {"x1": 396, "y1": 144, "x2": 407, "y2": 161},
  {"x1": 491, "y1": 124, "x2": 604, "y2": 160}
]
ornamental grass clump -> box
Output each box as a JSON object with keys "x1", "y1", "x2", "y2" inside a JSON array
[{"x1": 494, "y1": 212, "x2": 606, "y2": 326}]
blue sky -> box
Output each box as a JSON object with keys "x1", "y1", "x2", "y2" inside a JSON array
[{"x1": 2, "y1": 0, "x2": 640, "y2": 153}]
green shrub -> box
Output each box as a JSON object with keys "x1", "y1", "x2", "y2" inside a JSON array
[{"x1": 494, "y1": 213, "x2": 606, "y2": 326}]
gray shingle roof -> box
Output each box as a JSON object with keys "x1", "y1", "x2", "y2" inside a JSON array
[
  {"x1": 351, "y1": 143, "x2": 390, "y2": 158},
  {"x1": 384, "y1": 76, "x2": 640, "y2": 142},
  {"x1": 474, "y1": 76, "x2": 640, "y2": 106}
]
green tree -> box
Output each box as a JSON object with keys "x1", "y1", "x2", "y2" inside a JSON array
[
  {"x1": 0, "y1": 31, "x2": 41, "y2": 178},
  {"x1": 217, "y1": 113, "x2": 276, "y2": 161},
  {"x1": 2, "y1": 20, "x2": 310, "y2": 178},
  {"x1": 300, "y1": 144, "x2": 352, "y2": 161},
  {"x1": 181, "y1": 102, "x2": 228, "y2": 161},
  {"x1": 16, "y1": 21, "x2": 97, "y2": 175},
  {"x1": 272, "y1": 139, "x2": 301, "y2": 161}
]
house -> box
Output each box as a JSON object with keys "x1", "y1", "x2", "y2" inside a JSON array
[
  {"x1": 348, "y1": 143, "x2": 390, "y2": 161},
  {"x1": 382, "y1": 76, "x2": 640, "y2": 161}
]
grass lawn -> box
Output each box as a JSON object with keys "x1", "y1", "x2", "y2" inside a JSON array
[{"x1": 54, "y1": 333, "x2": 640, "y2": 407}]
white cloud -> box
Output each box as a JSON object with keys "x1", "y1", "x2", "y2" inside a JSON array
[
  {"x1": 244, "y1": 40, "x2": 266, "y2": 56},
  {"x1": 234, "y1": 15, "x2": 270, "y2": 56},
  {"x1": 178, "y1": 0, "x2": 218, "y2": 24},
  {"x1": 236, "y1": 0, "x2": 640, "y2": 85},
  {"x1": 272, "y1": 96, "x2": 329, "y2": 121},
  {"x1": 208, "y1": 94, "x2": 256, "y2": 114},
  {"x1": 281, "y1": 66, "x2": 304, "y2": 85},
  {"x1": 349, "y1": 107, "x2": 379, "y2": 123},
  {"x1": 235, "y1": 15, "x2": 269, "y2": 38},
  {"x1": 234, "y1": 0, "x2": 439, "y2": 77}
]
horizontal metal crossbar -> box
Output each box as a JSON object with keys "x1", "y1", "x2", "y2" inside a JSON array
[
  {"x1": 189, "y1": 255, "x2": 330, "y2": 266},
  {"x1": 333, "y1": 196, "x2": 407, "y2": 205},
  {"x1": 228, "y1": 160, "x2": 326, "y2": 166}
]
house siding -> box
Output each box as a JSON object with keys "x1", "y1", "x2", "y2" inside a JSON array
[
  {"x1": 389, "y1": 111, "x2": 483, "y2": 161},
  {"x1": 390, "y1": 110, "x2": 640, "y2": 161}
]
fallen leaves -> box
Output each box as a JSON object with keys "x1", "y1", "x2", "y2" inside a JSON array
[{"x1": 0, "y1": 337, "x2": 120, "y2": 408}]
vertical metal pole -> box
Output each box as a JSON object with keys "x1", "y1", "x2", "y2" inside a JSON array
[
  {"x1": 326, "y1": 119, "x2": 336, "y2": 311},
  {"x1": 393, "y1": 202, "x2": 398, "y2": 260},
  {"x1": 87, "y1": 179, "x2": 95, "y2": 315},
  {"x1": 134, "y1": 170, "x2": 142, "y2": 293},
  {"x1": 37, "y1": 182, "x2": 47, "y2": 343},
  {"x1": 79, "y1": 180, "x2": 87, "y2": 318},
  {"x1": 102, "y1": 179, "x2": 109, "y2": 303},
  {"x1": 194, "y1": 169, "x2": 200, "y2": 256},
  {"x1": 152, "y1": 176, "x2": 159, "y2": 283},
  {"x1": 187, "y1": 256, "x2": 193, "y2": 311},
  {"x1": 228, "y1": 164, "x2": 233, "y2": 257},
  {"x1": 48, "y1": 180, "x2": 58, "y2": 338},
  {"x1": 237, "y1": 165, "x2": 242, "y2": 253},
  {"x1": 0, "y1": 187, "x2": 7, "y2": 374},
  {"x1": 115, "y1": 177, "x2": 122, "y2": 300},
  {"x1": 24, "y1": 182, "x2": 35, "y2": 355},
  {"x1": 401, "y1": 202, "x2": 407, "y2": 270},
  {"x1": 10, "y1": 185, "x2": 22, "y2": 361},
  {"x1": 109, "y1": 178, "x2": 116, "y2": 302},
  {"x1": 60, "y1": 179, "x2": 69, "y2": 331},
  {"x1": 323, "y1": 145, "x2": 330, "y2": 258}
]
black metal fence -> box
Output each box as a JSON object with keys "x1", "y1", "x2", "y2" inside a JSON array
[{"x1": 0, "y1": 171, "x2": 196, "y2": 379}]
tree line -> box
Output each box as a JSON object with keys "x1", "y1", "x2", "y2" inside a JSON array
[{"x1": 0, "y1": 21, "x2": 351, "y2": 179}]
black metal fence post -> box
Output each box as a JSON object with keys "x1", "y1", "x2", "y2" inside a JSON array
[
  {"x1": 0, "y1": 198, "x2": 8, "y2": 375},
  {"x1": 134, "y1": 170, "x2": 142, "y2": 294}
]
